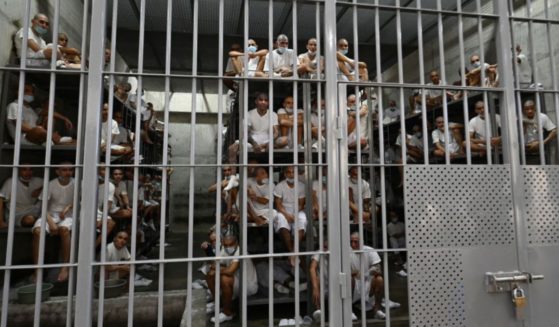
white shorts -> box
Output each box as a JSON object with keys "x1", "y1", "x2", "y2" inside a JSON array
[
  {"x1": 233, "y1": 275, "x2": 258, "y2": 299},
  {"x1": 32, "y1": 212, "x2": 73, "y2": 234},
  {"x1": 274, "y1": 211, "x2": 308, "y2": 235},
  {"x1": 352, "y1": 277, "x2": 372, "y2": 303},
  {"x1": 96, "y1": 209, "x2": 114, "y2": 221},
  {"x1": 5, "y1": 204, "x2": 41, "y2": 227}
]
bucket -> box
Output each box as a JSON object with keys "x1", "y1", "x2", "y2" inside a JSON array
[
  {"x1": 17, "y1": 283, "x2": 54, "y2": 304},
  {"x1": 94, "y1": 279, "x2": 126, "y2": 298}
]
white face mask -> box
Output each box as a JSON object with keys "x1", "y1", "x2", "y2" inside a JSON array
[
  {"x1": 471, "y1": 61, "x2": 481, "y2": 68},
  {"x1": 350, "y1": 177, "x2": 358, "y2": 184},
  {"x1": 23, "y1": 95, "x2": 34, "y2": 103},
  {"x1": 258, "y1": 178, "x2": 269, "y2": 185},
  {"x1": 286, "y1": 177, "x2": 294, "y2": 184},
  {"x1": 276, "y1": 47, "x2": 287, "y2": 55},
  {"x1": 308, "y1": 50, "x2": 316, "y2": 56},
  {"x1": 224, "y1": 246, "x2": 237, "y2": 255}
]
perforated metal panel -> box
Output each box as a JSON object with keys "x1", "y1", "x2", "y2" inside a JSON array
[
  {"x1": 408, "y1": 249, "x2": 465, "y2": 327},
  {"x1": 404, "y1": 166, "x2": 515, "y2": 249},
  {"x1": 523, "y1": 167, "x2": 559, "y2": 245}
]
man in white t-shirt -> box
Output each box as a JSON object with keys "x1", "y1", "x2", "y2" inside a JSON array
[
  {"x1": 347, "y1": 94, "x2": 369, "y2": 150},
  {"x1": 274, "y1": 166, "x2": 307, "y2": 266},
  {"x1": 206, "y1": 233, "x2": 258, "y2": 323},
  {"x1": 97, "y1": 166, "x2": 117, "y2": 247},
  {"x1": 247, "y1": 167, "x2": 276, "y2": 225},
  {"x1": 262, "y1": 34, "x2": 296, "y2": 78},
  {"x1": 32, "y1": 163, "x2": 74, "y2": 282},
  {"x1": 350, "y1": 232, "x2": 400, "y2": 319},
  {"x1": 14, "y1": 13, "x2": 60, "y2": 67},
  {"x1": 383, "y1": 100, "x2": 400, "y2": 125},
  {"x1": 297, "y1": 38, "x2": 324, "y2": 79},
  {"x1": 424, "y1": 70, "x2": 453, "y2": 109},
  {"x1": 6, "y1": 84, "x2": 63, "y2": 145},
  {"x1": 522, "y1": 100, "x2": 557, "y2": 159},
  {"x1": 112, "y1": 111, "x2": 134, "y2": 157},
  {"x1": 432, "y1": 116, "x2": 464, "y2": 159},
  {"x1": 310, "y1": 98, "x2": 326, "y2": 149},
  {"x1": 110, "y1": 168, "x2": 132, "y2": 220},
  {"x1": 208, "y1": 166, "x2": 239, "y2": 220},
  {"x1": 466, "y1": 54, "x2": 498, "y2": 87},
  {"x1": 515, "y1": 45, "x2": 532, "y2": 86},
  {"x1": 106, "y1": 231, "x2": 131, "y2": 280},
  {"x1": 311, "y1": 167, "x2": 327, "y2": 221},
  {"x1": 0, "y1": 166, "x2": 43, "y2": 228},
  {"x1": 466, "y1": 101, "x2": 502, "y2": 155},
  {"x1": 336, "y1": 38, "x2": 368, "y2": 81},
  {"x1": 226, "y1": 39, "x2": 268, "y2": 78},
  {"x1": 278, "y1": 96, "x2": 304, "y2": 149},
  {"x1": 348, "y1": 166, "x2": 372, "y2": 223}
]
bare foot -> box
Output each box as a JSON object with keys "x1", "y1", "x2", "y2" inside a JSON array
[{"x1": 57, "y1": 267, "x2": 69, "y2": 282}]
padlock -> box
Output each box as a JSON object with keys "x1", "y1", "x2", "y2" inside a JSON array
[{"x1": 512, "y1": 287, "x2": 527, "y2": 320}]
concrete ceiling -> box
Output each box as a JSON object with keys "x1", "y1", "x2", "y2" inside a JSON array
[{"x1": 106, "y1": 0, "x2": 481, "y2": 91}]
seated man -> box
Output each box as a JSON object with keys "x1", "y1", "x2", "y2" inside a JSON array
[
  {"x1": 110, "y1": 168, "x2": 133, "y2": 221},
  {"x1": 348, "y1": 166, "x2": 371, "y2": 223},
  {"x1": 383, "y1": 100, "x2": 400, "y2": 125},
  {"x1": 425, "y1": 70, "x2": 453, "y2": 108},
  {"x1": 277, "y1": 96, "x2": 304, "y2": 149},
  {"x1": 311, "y1": 167, "x2": 327, "y2": 221},
  {"x1": 114, "y1": 82, "x2": 131, "y2": 103},
  {"x1": 100, "y1": 103, "x2": 130, "y2": 157},
  {"x1": 395, "y1": 129, "x2": 424, "y2": 187},
  {"x1": 0, "y1": 165, "x2": 43, "y2": 228},
  {"x1": 310, "y1": 98, "x2": 326, "y2": 149},
  {"x1": 522, "y1": 99, "x2": 557, "y2": 162},
  {"x1": 350, "y1": 232, "x2": 400, "y2": 320},
  {"x1": 466, "y1": 101, "x2": 501, "y2": 155},
  {"x1": 6, "y1": 84, "x2": 65, "y2": 145},
  {"x1": 49, "y1": 32, "x2": 81, "y2": 68},
  {"x1": 336, "y1": 38, "x2": 368, "y2": 81},
  {"x1": 297, "y1": 38, "x2": 324, "y2": 79},
  {"x1": 36, "y1": 98, "x2": 75, "y2": 144},
  {"x1": 113, "y1": 110, "x2": 134, "y2": 158},
  {"x1": 32, "y1": 163, "x2": 75, "y2": 282},
  {"x1": 208, "y1": 166, "x2": 239, "y2": 221},
  {"x1": 387, "y1": 211, "x2": 407, "y2": 276},
  {"x1": 260, "y1": 34, "x2": 296, "y2": 78},
  {"x1": 96, "y1": 165, "x2": 117, "y2": 247},
  {"x1": 206, "y1": 233, "x2": 258, "y2": 323},
  {"x1": 247, "y1": 167, "x2": 276, "y2": 226},
  {"x1": 466, "y1": 54, "x2": 498, "y2": 87},
  {"x1": 226, "y1": 39, "x2": 268, "y2": 79},
  {"x1": 228, "y1": 93, "x2": 288, "y2": 162},
  {"x1": 274, "y1": 166, "x2": 307, "y2": 266},
  {"x1": 14, "y1": 13, "x2": 60, "y2": 66},
  {"x1": 432, "y1": 116, "x2": 464, "y2": 159},
  {"x1": 347, "y1": 94, "x2": 369, "y2": 150},
  {"x1": 105, "y1": 231, "x2": 131, "y2": 280}
]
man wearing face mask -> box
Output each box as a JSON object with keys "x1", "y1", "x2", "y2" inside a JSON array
[
  {"x1": 522, "y1": 99, "x2": 557, "y2": 163},
  {"x1": 310, "y1": 98, "x2": 326, "y2": 149},
  {"x1": 206, "y1": 233, "x2": 258, "y2": 323},
  {"x1": 347, "y1": 94, "x2": 369, "y2": 151},
  {"x1": 297, "y1": 38, "x2": 324, "y2": 79},
  {"x1": 247, "y1": 167, "x2": 276, "y2": 226},
  {"x1": 274, "y1": 166, "x2": 307, "y2": 266},
  {"x1": 32, "y1": 162, "x2": 75, "y2": 283},
  {"x1": 465, "y1": 101, "x2": 501, "y2": 156},
  {"x1": 278, "y1": 96, "x2": 305, "y2": 149},
  {"x1": 348, "y1": 166, "x2": 371, "y2": 223},
  {"x1": 6, "y1": 83, "x2": 62, "y2": 145},
  {"x1": 0, "y1": 165, "x2": 43, "y2": 229},
  {"x1": 336, "y1": 38, "x2": 368, "y2": 81},
  {"x1": 262, "y1": 34, "x2": 295, "y2": 78},
  {"x1": 14, "y1": 13, "x2": 60, "y2": 67},
  {"x1": 466, "y1": 54, "x2": 498, "y2": 87},
  {"x1": 227, "y1": 39, "x2": 268, "y2": 79}
]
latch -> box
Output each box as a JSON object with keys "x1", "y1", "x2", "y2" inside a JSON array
[{"x1": 485, "y1": 271, "x2": 544, "y2": 293}]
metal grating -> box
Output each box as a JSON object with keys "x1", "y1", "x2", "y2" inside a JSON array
[
  {"x1": 404, "y1": 165, "x2": 515, "y2": 249},
  {"x1": 523, "y1": 167, "x2": 559, "y2": 245},
  {"x1": 408, "y1": 249, "x2": 466, "y2": 327}
]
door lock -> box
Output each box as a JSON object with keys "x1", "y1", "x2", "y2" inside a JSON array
[{"x1": 485, "y1": 271, "x2": 544, "y2": 293}]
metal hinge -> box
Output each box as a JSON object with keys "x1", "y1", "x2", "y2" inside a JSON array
[{"x1": 336, "y1": 116, "x2": 344, "y2": 140}]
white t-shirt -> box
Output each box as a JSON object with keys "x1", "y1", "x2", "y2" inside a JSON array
[
  {"x1": 0, "y1": 177, "x2": 43, "y2": 212},
  {"x1": 247, "y1": 108, "x2": 279, "y2": 145},
  {"x1": 113, "y1": 180, "x2": 128, "y2": 206},
  {"x1": 40, "y1": 178, "x2": 75, "y2": 215},
  {"x1": 98, "y1": 181, "x2": 116, "y2": 211},
  {"x1": 383, "y1": 107, "x2": 400, "y2": 124},
  {"x1": 348, "y1": 178, "x2": 371, "y2": 202},
  {"x1": 350, "y1": 245, "x2": 381, "y2": 274},
  {"x1": 218, "y1": 246, "x2": 258, "y2": 294},
  {"x1": 106, "y1": 242, "x2": 131, "y2": 280},
  {"x1": 247, "y1": 178, "x2": 275, "y2": 218},
  {"x1": 311, "y1": 253, "x2": 329, "y2": 288},
  {"x1": 425, "y1": 82, "x2": 443, "y2": 99},
  {"x1": 468, "y1": 115, "x2": 501, "y2": 140},
  {"x1": 523, "y1": 113, "x2": 557, "y2": 144},
  {"x1": 297, "y1": 52, "x2": 323, "y2": 78},
  {"x1": 6, "y1": 101, "x2": 39, "y2": 142},
  {"x1": 278, "y1": 107, "x2": 304, "y2": 144},
  {"x1": 347, "y1": 106, "x2": 369, "y2": 141},
  {"x1": 101, "y1": 119, "x2": 120, "y2": 146},
  {"x1": 263, "y1": 49, "x2": 295, "y2": 75},
  {"x1": 432, "y1": 128, "x2": 461, "y2": 154},
  {"x1": 14, "y1": 27, "x2": 49, "y2": 66},
  {"x1": 226, "y1": 56, "x2": 261, "y2": 77},
  {"x1": 312, "y1": 180, "x2": 327, "y2": 213},
  {"x1": 273, "y1": 180, "x2": 305, "y2": 214},
  {"x1": 114, "y1": 125, "x2": 130, "y2": 145},
  {"x1": 311, "y1": 111, "x2": 325, "y2": 129},
  {"x1": 395, "y1": 133, "x2": 423, "y2": 150}
]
